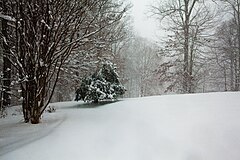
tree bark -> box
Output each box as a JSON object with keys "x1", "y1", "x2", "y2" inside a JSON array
[
  {"x1": 237, "y1": 2, "x2": 240, "y2": 91},
  {"x1": 2, "y1": 0, "x2": 11, "y2": 107},
  {"x1": 183, "y1": 0, "x2": 190, "y2": 93}
]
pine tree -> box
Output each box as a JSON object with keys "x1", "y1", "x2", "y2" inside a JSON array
[{"x1": 76, "y1": 61, "x2": 126, "y2": 103}]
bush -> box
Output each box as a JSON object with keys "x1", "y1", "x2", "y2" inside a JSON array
[{"x1": 75, "y1": 62, "x2": 126, "y2": 103}]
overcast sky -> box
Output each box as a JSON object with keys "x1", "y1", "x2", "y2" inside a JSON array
[
  {"x1": 130, "y1": 0, "x2": 229, "y2": 41},
  {"x1": 130, "y1": 0, "x2": 160, "y2": 40}
]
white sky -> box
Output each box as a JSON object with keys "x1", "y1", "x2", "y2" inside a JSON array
[
  {"x1": 130, "y1": 0, "x2": 230, "y2": 41},
  {"x1": 130, "y1": 0, "x2": 160, "y2": 41}
]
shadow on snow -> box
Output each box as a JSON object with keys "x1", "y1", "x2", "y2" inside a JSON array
[{"x1": 68, "y1": 100, "x2": 120, "y2": 109}]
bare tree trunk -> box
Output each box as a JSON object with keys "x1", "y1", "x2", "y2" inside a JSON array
[
  {"x1": 2, "y1": 0, "x2": 11, "y2": 108},
  {"x1": 183, "y1": 0, "x2": 189, "y2": 93},
  {"x1": 235, "y1": 53, "x2": 239, "y2": 90},
  {"x1": 21, "y1": 84, "x2": 30, "y2": 122},
  {"x1": 223, "y1": 63, "x2": 228, "y2": 91},
  {"x1": 230, "y1": 56, "x2": 234, "y2": 90},
  {"x1": 236, "y1": 2, "x2": 240, "y2": 91}
]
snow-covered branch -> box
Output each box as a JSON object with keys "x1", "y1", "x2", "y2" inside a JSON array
[{"x1": 0, "y1": 13, "x2": 16, "y2": 22}]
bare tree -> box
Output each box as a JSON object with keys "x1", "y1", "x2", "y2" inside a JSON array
[
  {"x1": 122, "y1": 36, "x2": 162, "y2": 97},
  {"x1": 210, "y1": 19, "x2": 239, "y2": 91},
  {"x1": 151, "y1": 0, "x2": 217, "y2": 93},
  {"x1": 3, "y1": 0, "x2": 128, "y2": 124},
  {"x1": 216, "y1": 0, "x2": 240, "y2": 90},
  {"x1": 0, "y1": 0, "x2": 14, "y2": 117},
  {"x1": 52, "y1": 1, "x2": 131, "y2": 102}
]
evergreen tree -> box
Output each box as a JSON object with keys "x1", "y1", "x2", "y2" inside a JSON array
[{"x1": 75, "y1": 62, "x2": 126, "y2": 103}]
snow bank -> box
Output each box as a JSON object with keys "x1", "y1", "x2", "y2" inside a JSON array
[{"x1": 1, "y1": 92, "x2": 240, "y2": 160}]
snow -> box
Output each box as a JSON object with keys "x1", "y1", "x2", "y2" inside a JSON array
[
  {"x1": 1, "y1": 92, "x2": 240, "y2": 160},
  {"x1": 0, "y1": 14, "x2": 16, "y2": 22},
  {"x1": 40, "y1": 19, "x2": 51, "y2": 30}
]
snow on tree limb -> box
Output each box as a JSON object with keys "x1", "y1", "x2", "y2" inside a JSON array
[{"x1": 0, "y1": 13, "x2": 16, "y2": 22}]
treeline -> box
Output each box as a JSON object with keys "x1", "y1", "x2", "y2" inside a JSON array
[
  {"x1": 148, "y1": 0, "x2": 240, "y2": 94},
  {"x1": 1, "y1": 0, "x2": 240, "y2": 122},
  {"x1": 121, "y1": 0, "x2": 240, "y2": 97}
]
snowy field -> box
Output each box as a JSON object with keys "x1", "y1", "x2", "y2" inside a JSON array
[{"x1": 1, "y1": 92, "x2": 240, "y2": 160}]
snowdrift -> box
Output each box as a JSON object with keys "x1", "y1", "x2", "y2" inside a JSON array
[{"x1": 1, "y1": 92, "x2": 240, "y2": 160}]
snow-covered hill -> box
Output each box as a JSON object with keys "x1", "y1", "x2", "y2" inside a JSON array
[{"x1": 1, "y1": 92, "x2": 240, "y2": 160}]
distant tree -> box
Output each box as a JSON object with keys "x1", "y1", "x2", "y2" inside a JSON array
[
  {"x1": 53, "y1": 0, "x2": 131, "y2": 102},
  {"x1": 209, "y1": 19, "x2": 239, "y2": 91},
  {"x1": 75, "y1": 61, "x2": 126, "y2": 103},
  {"x1": 122, "y1": 36, "x2": 162, "y2": 97},
  {"x1": 216, "y1": 0, "x2": 240, "y2": 91}
]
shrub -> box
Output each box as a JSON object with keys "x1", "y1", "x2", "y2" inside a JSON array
[{"x1": 75, "y1": 62, "x2": 126, "y2": 103}]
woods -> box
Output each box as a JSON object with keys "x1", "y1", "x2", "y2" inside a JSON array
[
  {"x1": 211, "y1": 0, "x2": 240, "y2": 91},
  {"x1": 0, "y1": 0, "x2": 240, "y2": 122},
  {"x1": 0, "y1": 0, "x2": 130, "y2": 123}
]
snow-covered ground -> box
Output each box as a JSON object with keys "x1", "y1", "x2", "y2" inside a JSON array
[{"x1": 1, "y1": 92, "x2": 240, "y2": 160}]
